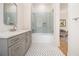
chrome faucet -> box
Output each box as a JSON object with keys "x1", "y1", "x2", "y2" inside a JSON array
[{"x1": 10, "y1": 24, "x2": 16, "y2": 31}]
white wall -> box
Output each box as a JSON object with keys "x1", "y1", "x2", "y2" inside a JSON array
[
  {"x1": 60, "y1": 4, "x2": 68, "y2": 31},
  {"x1": 60, "y1": 4, "x2": 68, "y2": 19},
  {"x1": 23, "y1": 4, "x2": 32, "y2": 30},
  {"x1": 15, "y1": 3, "x2": 32, "y2": 31},
  {"x1": 68, "y1": 3, "x2": 79, "y2": 56},
  {"x1": 60, "y1": 8, "x2": 68, "y2": 19},
  {"x1": 53, "y1": 3, "x2": 60, "y2": 47}
]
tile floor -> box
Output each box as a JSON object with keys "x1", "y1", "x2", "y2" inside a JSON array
[{"x1": 25, "y1": 33, "x2": 64, "y2": 56}]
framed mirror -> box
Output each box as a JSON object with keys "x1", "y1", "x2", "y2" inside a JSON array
[{"x1": 4, "y1": 3, "x2": 17, "y2": 25}]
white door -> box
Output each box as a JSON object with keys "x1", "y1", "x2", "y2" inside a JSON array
[{"x1": 68, "y1": 3, "x2": 79, "y2": 56}]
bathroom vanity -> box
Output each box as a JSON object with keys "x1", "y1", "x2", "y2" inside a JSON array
[{"x1": 0, "y1": 30, "x2": 32, "y2": 56}]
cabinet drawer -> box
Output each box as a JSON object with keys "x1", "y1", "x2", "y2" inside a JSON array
[
  {"x1": 8, "y1": 40, "x2": 25, "y2": 56},
  {"x1": 20, "y1": 33, "x2": 26, "y2": 40},
  {"x1": 8, "y1": 36, "x2": 20, "y2": 47},
  {"x1": 25, "y1": 32, "x2": 32, "y2": 51}
]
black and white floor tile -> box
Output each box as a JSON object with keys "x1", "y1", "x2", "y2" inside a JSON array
[{"x1": 25, "y1": 33, "x2": 64, "y2": 56}]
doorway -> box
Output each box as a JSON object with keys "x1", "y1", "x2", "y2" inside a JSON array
[{"x1": 25, "y1": 3, "x2": 64, "y2": 56}]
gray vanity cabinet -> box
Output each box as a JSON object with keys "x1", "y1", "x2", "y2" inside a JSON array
[{"x1": 0, "y1": 31, "x2": 32, "y2": 56}]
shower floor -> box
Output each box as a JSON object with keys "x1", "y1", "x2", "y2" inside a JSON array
[{"x1": 25, "y1": 33, "x2": 64, "y2": 56}]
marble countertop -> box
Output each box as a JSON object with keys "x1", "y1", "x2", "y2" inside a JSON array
[{"x1": 0, "y1": 29, "x2": 30, "y2": 38}]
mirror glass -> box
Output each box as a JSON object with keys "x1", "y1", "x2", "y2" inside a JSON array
[{"x1": 4, "y1": 3, "x2": 17, "y2": 25}]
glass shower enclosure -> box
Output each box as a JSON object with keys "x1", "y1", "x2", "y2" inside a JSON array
[
  {"x1": 32, "y1": 12, "x2": 53, "y2": 33},
  {"x1": 31, "y1": 4, "x2": 53, "y2": 33}
]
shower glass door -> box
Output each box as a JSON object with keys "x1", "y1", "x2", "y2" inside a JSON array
[{"x1": 32, "y1": 12, "x2": 53, "y2": 33}]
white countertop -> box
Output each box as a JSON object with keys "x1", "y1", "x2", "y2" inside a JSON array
[{"x1": 0, "y1": 30, "x2": 30, "y2": 38}]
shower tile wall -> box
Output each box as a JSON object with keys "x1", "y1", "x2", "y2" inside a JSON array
[{"x1": 32, "y1": 12, "x2": 53, "y2": 33}]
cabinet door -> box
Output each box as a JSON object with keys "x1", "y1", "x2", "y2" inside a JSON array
[
  {"x1": 25, "y1": 32, "x2": 31, "y2": 50},
  {"x1": 25, "y1": 33, "x2": 29, "y2": 50},
  {"x1": 28, "y1": 32, "x2": 32, "y2": 47},
  {"x1": 9, "y1": 40, "x2": 25, "y2": 56}
]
